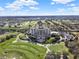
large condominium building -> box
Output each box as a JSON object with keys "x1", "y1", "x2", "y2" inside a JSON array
[{"x1": 28, "y1": 21, "x2": 51, "y2": 43}]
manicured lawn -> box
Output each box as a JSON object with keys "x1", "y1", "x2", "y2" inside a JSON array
[
  {"x1": 49, "y1": 42, "x2": 69, "y2": 54},
  {"x1": 48, "y1": 42, "x2": 75, "y2": 59},
  {"x1": 20, "y1": 21, "x2": 37, "y2": 29},
  {"x1": 0, "y1": 38, "x2": 46, "y2": 59}
]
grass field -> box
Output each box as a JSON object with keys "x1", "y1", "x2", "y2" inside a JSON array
[
  {"x1": 0, "y1": 37, "x2": 46, "y2": 59},
  {"x1": 49, "y1": 42, "x2": 69, "y2": 54}
]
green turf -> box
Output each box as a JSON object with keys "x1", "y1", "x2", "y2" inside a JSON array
[
  {"x1": 0, "y1": 37, "x2": 46, "y2": 59},
  {"x1": 49, "y1": 42, "x2": 69, "y2": 54}
]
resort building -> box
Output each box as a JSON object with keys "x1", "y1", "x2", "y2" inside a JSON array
[
  {"x1": 28, "y1": 21, "x2": 51, "y2": 43},
  {"x1": 27, "y1": 21, "x2": 75, "y2": 43}
]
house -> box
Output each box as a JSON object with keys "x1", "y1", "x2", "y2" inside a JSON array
[
  {"x1": 0, "y1": 22, "x2": 5, "y2": 27},
  {"x1": 4, "y1": 22, "x2": 19, "y2": 27}
]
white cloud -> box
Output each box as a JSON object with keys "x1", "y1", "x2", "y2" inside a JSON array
[
  {"x1": 54, "y1": 6, "x2": 79, "y2": 15},
  {"x1": 67, "y1": 6, "x2": 79, "y2": 15},
  {"x1": 67, "y1": 3, "x2": 76, "y2": 6},
  {"x1": 56, "y1": 8, "x2": 65, "y2": 13},
  {"x1": 52, "y1": 0, "x2": 75, "y2": 4},
  {"x1": 29, "y1": 6, "x2": 39, "y2": 10},
  {"x1": 0, "y1": 7, "x2": 4, "y2": 11},
  {"x1": 5, "y1": 0, "x2": 39, "y2": 10},
  {"x1": 70, "y1": 6, "x2": 79, "y2": 12},
  {"x1": 51, "y1": 2, "x2": 55, "y2": 5}
]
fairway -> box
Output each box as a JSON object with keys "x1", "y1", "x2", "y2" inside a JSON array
[{"x1": 0, "y1": 38, "x2": 47, "y2": 59}]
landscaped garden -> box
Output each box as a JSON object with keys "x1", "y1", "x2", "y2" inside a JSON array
[{"x1": 0, "y1": 34, "x2": 47, "y2": 59}]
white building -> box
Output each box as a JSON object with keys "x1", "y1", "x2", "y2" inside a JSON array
[{"x1": 28, "y1": 21, "x2": 51, "y2": 43}]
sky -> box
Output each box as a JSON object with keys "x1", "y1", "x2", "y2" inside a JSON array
[{"x1": 0, "y1": 0, "x2": 79, "y2": 16}]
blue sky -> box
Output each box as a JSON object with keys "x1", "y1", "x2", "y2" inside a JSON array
[{"x1": 0, "y1": 0, "x2": 79, "y2": 16}]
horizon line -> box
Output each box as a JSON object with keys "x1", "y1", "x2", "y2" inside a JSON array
[{"x1": 0, "y1": 15, "x2": 79, "y2": 17}]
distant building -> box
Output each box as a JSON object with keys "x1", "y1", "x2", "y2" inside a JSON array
[
  {"x1": 27, "y1": 21, "x2": 51, "y2": 43},
  {"x1": 4, "y1": 22, "x2": 19, "y2": 27},
  {"x1": 68, "y1": 24, "x2": 79, "y2": 31},
  {"x1": 0, "y1": 22, "x2": 6, "y2": 27}
]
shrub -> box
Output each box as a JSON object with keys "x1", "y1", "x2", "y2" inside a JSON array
[
  {"x1": 45, "y1": 37, "x2": 55, "y2": 44},
  {"x1": 0, "y1": 32, "x2": 19, "y2": 43}
]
